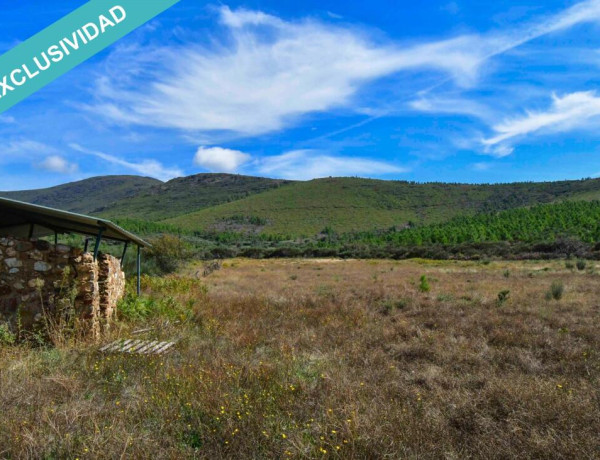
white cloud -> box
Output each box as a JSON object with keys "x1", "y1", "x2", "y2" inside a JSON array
[
  {"x1": 87, "y1": 1, "x2": 600, "y2": 139},
  {"x1": 194, "y1": 146, "x2": 251, "y2": 172},
  {"x1": 485, "y1": 144, "x2": 515, "y2": 158},
  {"x1": 409, "y1": 96, "x2": 493, "y2": 120},
  {"x1": 2, "y1": 139, "x2": 57, "y2": 157},
  {"x1": 471, "y1": 162, "x2": 493, "y2": 171},
  {"x1": 252, "y1": 150, "x2": 408, "y2": 180},
  {"x1": 0, "y1": 140, "x2": 78, "y2": 174},
  {"x1": 483, "y1": 91, "x2": 600, "y2": 148},
  {"x1": 36, "y1": 155, "x2": 78, "y2": 174},
  {"x1": 69, "y1": 143, "x2": 183, "y2": 181},
  {"x1": 90, "y1": 11, "x2": 488, "y2": 135},
  {"x1": 0, "y1": 140, "x2": 61, "y2": 167}
]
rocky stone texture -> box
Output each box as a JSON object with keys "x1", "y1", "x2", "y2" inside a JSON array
[
  {"x1": 98, "y1": 253, "x2": 125, "y2": 326},
  {"x1": 0, "y1": 236, "x2": 125, "y2": 339}
]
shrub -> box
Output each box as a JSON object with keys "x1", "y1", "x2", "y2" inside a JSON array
[
  {"x1": 118, "y1": 293, "x2": 192, "y2": 322},
  {"x1": 379, "y1": 298, "x2": 409, "y2": 315},
  {"x1": 565, "y1": 261, "x2": 574, "y2": 270},
  {"x1": 147, "y1": 235, "x2": 192, "y2": 274},
  {"x1": 0, "y1": 323, "x2": 16, "y2": 346},
  {"x1": 419, "y1": 275, "x2": 430, "y2": 293},
  {"x1": 576, "y1": 259, "x2": 587, "y2": 271},
  {"x1": 548, "y1": 281, "x2": 564, "y2": 301},
  {"x1": 503, "y1": 270, "x2": 510, "y2": 278},
  {"x1": 117, "y1": 294, "x2": 158, "y2": 321},
  {"x1": 497, "y1": 290, "x2": 510, "y2": 306}
]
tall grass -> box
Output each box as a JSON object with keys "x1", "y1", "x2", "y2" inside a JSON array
[{"x1": 0, "y1": 259, "x2": 598, "y2": 458}]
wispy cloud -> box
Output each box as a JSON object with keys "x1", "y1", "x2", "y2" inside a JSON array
[
  {"x1": 471, "y1": 162, "x2": 494, "y2": 172},
  {"x1": 69, "y1": 143, "x2": 183, "y2": 181},
  {"x1": 194, "y1": 146, "x2": 251, "y2": 172},
  {"x1": 86, "y1": 1, "x2": 600, "y2": 145},
  {"x1": 252, "y1": 150, "x2": 408, "y2": 180},
  {"x1": 35, "y1": 155, "x2": 78, "y2": 174},
  {"x1": 0, "y1": 139, "x2": 58, "y2": 162},
  {"x1": 483, "y1": 91, "x2": 600, "y2": 149},
  {"x1": 409, "y1": 96, "x2": 493, "y2": 120},
  {"x1": 88, "y1": 8, "x2": 490, "y2": 136}
]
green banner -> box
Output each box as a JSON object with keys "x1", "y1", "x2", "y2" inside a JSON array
[{"x1": 0, "y1": 0, "x2": 180, "y2": 114}]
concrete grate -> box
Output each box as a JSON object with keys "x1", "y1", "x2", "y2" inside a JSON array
[{"x1": 100, "y1": 339, "x2": 177, "y2": 355}]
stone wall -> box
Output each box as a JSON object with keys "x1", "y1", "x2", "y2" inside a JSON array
[
  {"x1": 0, "y1": 236, "x2": 125, "y2": 339},
  {"x1": 98, "y1": 253, "x2": 125, "y2": 325}
]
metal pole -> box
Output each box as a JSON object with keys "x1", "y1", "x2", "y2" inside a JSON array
[
  {"x1": 120, "y1": 241, "x2": 129, "y2": 267},
  {"x1": 84, "y1": 238, "x2": 90, "y2": 253},
  {"x1": 93, "y1": 228, "x2": 105, "y2": 261},
  {"x1": 136, "y1": 245, "x2": 141, "y2": 296}
]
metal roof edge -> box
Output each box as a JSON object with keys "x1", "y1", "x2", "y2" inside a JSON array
[{"x1": 0, "y1": 196, "x2": 151, "y2": 248}]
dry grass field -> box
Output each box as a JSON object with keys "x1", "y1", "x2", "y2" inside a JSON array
[{"x1": 1, "y1": 258, "x2": 599, "y2": 458}]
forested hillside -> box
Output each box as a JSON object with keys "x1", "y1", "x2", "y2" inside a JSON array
[
  {"x1": 0, "y1": 176, "x2": 160, "y2": 215},
  {"x1": 339, "y1": 200, "x2": 600, "y2": 246},
  {"x1": 166, "y1": 176, "x2": 600, "y2": 236}
]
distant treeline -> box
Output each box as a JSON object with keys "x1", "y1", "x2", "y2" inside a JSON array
[
  {"x1": 330, "y1": 200, "x2": 600, "y2": 246},
  {"x1": 116, "y1": 200, "x2": 600, "y2": 262}
]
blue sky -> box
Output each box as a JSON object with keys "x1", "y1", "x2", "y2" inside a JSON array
[{"x1": 2, "y1": 0, "x2": 600, "y2": 189}]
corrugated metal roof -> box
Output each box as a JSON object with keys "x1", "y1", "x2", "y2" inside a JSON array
[{"x1": 0, "y1": 196, "x2": 150, "y2": 247}]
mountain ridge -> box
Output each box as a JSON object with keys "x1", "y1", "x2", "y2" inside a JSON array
[{"x1": 5, "y1": 173, "x2": 600, "y2": 237}]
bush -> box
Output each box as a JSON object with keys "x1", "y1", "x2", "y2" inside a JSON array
[
  {"x1": 576, "y1": 259, "x2": 587, "y2": 271},
  {"x1": 548, "y1": 281, "x2": 564, "y2": 301},
  {"x1": 497, "y1": 290, "x2": 510, "y2": 305},
  {"x1": 419, "y1": 275, "x2": 430, "y2": 293},
  {"x1": 0, "y1": 323, "x2": 16, "y2": 346},
  {"x1": 118, "y1": 294, "x2": 158, "y2": 321},
  {"x1": 118, "y1": 293, "x2": 193, "y2": 322},
  {"x1": 147, "y1": 235, "x2": 192, "y2": 274},
  {"x1": 565, "y1": 261, "x2": 574, "y2": 270}
]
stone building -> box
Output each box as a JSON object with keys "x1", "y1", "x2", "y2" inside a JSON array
[{"x1": 0, "y1": 197, "x2": 149, "y2": 339}]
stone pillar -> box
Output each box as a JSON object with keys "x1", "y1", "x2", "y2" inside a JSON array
[
  {"x1": 98, "y1": 253, "x2": 126, "y2": 327},
  {"x1": 0, "y1": 237, "x2": 126, "y2": 341}
]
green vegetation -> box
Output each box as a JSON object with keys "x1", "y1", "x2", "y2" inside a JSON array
[
  {"x1": 2, "y1": 259, "x2": 599, "y2": 458},
  {"x1": 1, "y1": 175, "x2": 160, "y2": 214},
  {"x1": 549, "y1": 281, "x2": 565, "y2": 301},
  {"x1": 166, "y1": 176, "x2": 600, "y2": 236},
  {"x1": 345, "y1": 200, "x2": 600, "y2": 246},
  {"x1": 7, "y1": 174, "x2": 600, "y2": 261},
  {"x1": 97, "y1": 174, "x2": 293, "y2": 220},
  {"x1": 1, "y1": 174, "x2": 291, "y2": 220},
  {"x1": 419, "y1": 275, "x2": 430, "y2": 292},
  {"x1": 106, "y1": 200, "x2": 600, "y2": 263},
  {"x1": 0, "y1": 323, "x2": 16, "y2": 345},
  {"x1": 497, "y1": 289, "x2": 510, "y2": 305}
]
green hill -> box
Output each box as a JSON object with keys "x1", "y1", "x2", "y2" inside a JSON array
[
  {"x1": 7, "y1": 174, "x2": 600, "y2": 239},
  {"x1": 345, "y1": 200, "x2": 600, "y2": 246},
  {"x1": 0, "y1": 176, "x2": 160, "y2": 215},
  {"x1": 1, "y1": 174, "x2": 293, "y2": 220},
  {"x1": 164, "y1": 176, "x2": 600, "y2": 236},
  {"x1": 94, "y1": 174, "x2": 293, "y2": 220}
]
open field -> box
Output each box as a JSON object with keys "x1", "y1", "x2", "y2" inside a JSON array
[{"x1": 1, "y1": 258, "x2": 599, "y2": 458}]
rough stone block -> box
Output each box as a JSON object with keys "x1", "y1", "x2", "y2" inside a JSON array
[
  {"x1": 34, "y1": 261, "x2": 52, "y2": 272},
  {"x1": 0, "y1": 237, "x2": 126, "y2": 340},
  {"x1": 4, "y1": 258, "x2": 23, "y2": 269}
]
